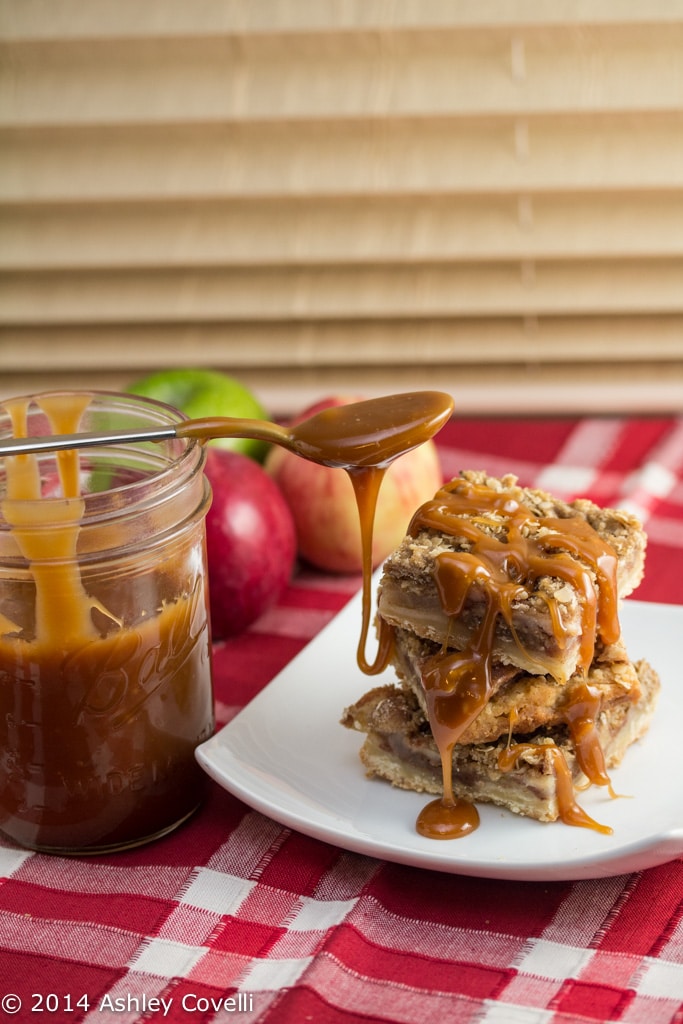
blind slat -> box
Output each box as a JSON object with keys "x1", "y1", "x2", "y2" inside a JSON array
[
  {"x1": 3, "y1": 25, "x2": 683, "y2": 128},
  {"x1": 2, "y1": 362, "x2": 682, "y2": 420},
  {"x1": 5, "y1": 0, "x2": 683, "y2": 40},
  {"x1": 4, "y1": 260, "x2": 683, "y2": 323},
  {"x1": 3, "y1": 114, "x2": 683, "y2": 202},
  {"x1": 4, "y1": 194, "x2": 683, "y2": 270},
  {"x1": 3, "y1": 317, "x2": 683, "y2": 372}
]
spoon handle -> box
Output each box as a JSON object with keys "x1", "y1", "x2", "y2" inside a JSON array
[{"x1": 0, "y1": 425, "x2": 179, "y2": 457}]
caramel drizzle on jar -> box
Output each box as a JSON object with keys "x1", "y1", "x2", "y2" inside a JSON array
[
  {"x1": 2, "y1": 394, "x2": 100, "y2": 644},
  {"x1": 405, "y1": 478, "x2": 620, "y2": 839}
]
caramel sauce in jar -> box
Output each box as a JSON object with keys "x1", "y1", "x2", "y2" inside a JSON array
[{"x1": 0, "y1": 392, "x2": 214, "y2": 853}]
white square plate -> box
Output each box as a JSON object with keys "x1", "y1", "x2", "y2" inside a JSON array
[{"x1": 197, "y1": 587, "x2": 683, "y2": 881}]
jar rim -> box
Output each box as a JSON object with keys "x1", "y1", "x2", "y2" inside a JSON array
[
  {"x1": 0, "y1": 390, "x2": 209, "y2": 561},
  {"x1": 0, "y1": 388, "x2": 203, "y2": 511}
]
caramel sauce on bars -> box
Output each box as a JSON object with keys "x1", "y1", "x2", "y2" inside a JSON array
[{"x1": 406, "y1": 478, "x2": 620, "y2": 838}]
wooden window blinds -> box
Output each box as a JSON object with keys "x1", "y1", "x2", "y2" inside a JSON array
[{"x1": 1, "y1": 1, "x2": 683, "y2": 414}]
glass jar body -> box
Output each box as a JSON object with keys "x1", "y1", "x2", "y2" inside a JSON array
[{"x1": 0, "y1": 391, "x2": 214, "y2": 854}]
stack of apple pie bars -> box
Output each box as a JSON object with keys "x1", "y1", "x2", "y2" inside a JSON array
[{"x1": 342, "y1": 471, "x2": 660, "y2": 831}]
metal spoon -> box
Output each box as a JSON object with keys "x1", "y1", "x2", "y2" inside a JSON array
[{"x1": 0, "y1": 391, "x2": 454, "y2": 470}]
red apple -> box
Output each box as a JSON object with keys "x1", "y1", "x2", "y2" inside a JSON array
[
  {"x1": 266, "y1": 396, "x2": 444, "y2": 574},
  {"x1": 203, "y1": 448, "x2": 297, "y2": 638}
]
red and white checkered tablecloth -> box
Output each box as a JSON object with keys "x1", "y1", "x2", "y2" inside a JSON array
[{"x1": 1, "y1": 414, "x2": 682, "y2": 1024}]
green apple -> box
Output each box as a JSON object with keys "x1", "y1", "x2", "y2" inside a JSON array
[{"x1": 127, "y1": 368, "x2": 270, "y2": 461}]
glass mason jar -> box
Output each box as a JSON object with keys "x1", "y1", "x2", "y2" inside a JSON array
[{"x1": 0, "y1": 391, "x2": 215, "y2": 854}]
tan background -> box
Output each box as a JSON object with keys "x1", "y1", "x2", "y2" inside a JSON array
[{"x1": 2, "y1": 1, "x2": 683, "y2": 415}]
